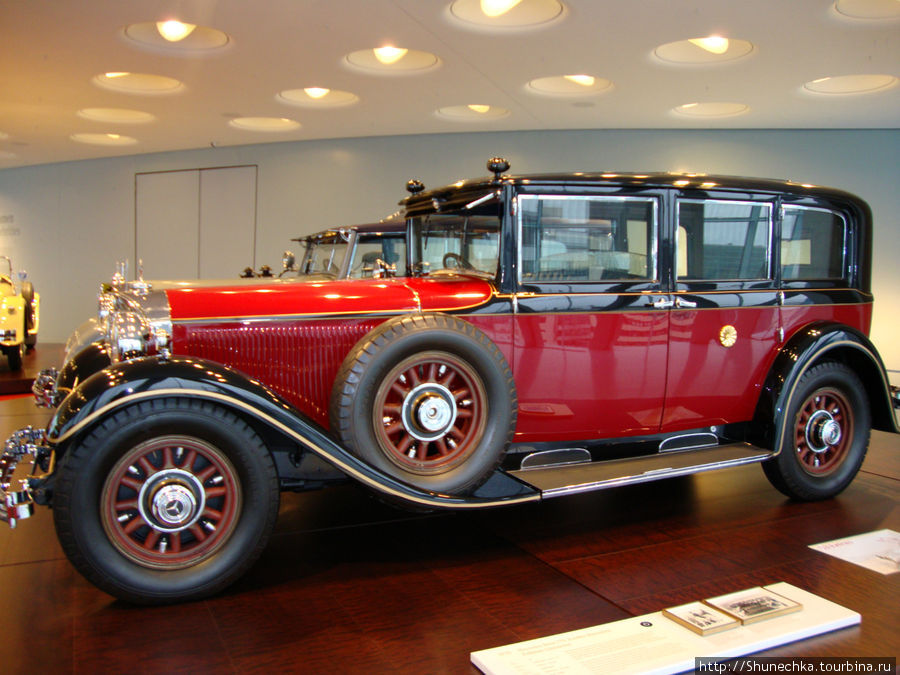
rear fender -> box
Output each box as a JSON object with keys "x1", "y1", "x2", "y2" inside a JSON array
[{"x1": 758, "y1": 322, "x2": 898, "y2": 454}]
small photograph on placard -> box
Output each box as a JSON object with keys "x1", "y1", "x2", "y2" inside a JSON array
[
  {"x1": 662, "y1": 601, "x2": 740, "y2": 635},
  {"x1": 703, "y1": 586, "x2": 802, "y2": 625}
]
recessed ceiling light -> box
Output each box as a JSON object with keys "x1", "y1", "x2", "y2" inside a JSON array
[
  {"x1": 436, "y1": 105, "x2": 510, "y2": 120},
  {"x1": 373, "y1": 46, "x2": 408, "y2": 65},
  {"x1": 345, "y1": 48, "x2": 439, "y2": 74},
  {"x1": 278, "y1": 88, "x2": 359, "y2": 108},
  {"x1": 449, "y1": 0, "x2": 564, "y2": 29},
  {"x1": 803, "y1": 74, "x2": 897, "y2": 94},
  {"x1": 228, "y1": 117, "x2": 301, "y2": 132},
  {"x1": 77, "y1": 108, "x2": 156, "y2": 124},
  {"x1": 564, "y1": 75, "x2": 595, "y2": 86},
  {"x1": 834, "y1": 0, "x2": 900, "y2": 19},
  {"x1": 92, "y1": 72, "x2": 184, "y2": 95},
  {"x1": 70, "y1": 133, "x2": 139, "y2": 146},
  {"x1": 123, "y1": 21, "x2": 230, "y2": 52},
  {"x1": 654, "y1": 37, "x2": 754, "y2": 64},
  {"x1": 156, "y1": 20, "x2": 196, "y2": 42},
  {"x1": 687, "y1": 36, "x2": 729, "y2": 54},
  {"x1": 481, "y1": 0, "x2": 523, "y2": 16},
  {"x1": 527, "y1": 75, "x2": 612, "y2": 96},
  {"x1": 673, "y1": 102, "x2": 749, "y2": 117}
]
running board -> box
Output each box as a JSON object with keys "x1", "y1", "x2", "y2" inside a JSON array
[{"x1": 508, "y1": 442, "x2": 774, "y2": 498}]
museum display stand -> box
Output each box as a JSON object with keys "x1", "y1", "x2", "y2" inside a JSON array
[{"x1": 471, "y1": 583, "x2": 860, "y2": 675}]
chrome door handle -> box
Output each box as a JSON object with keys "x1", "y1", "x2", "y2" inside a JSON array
[
  {"x1": 675, "y1": 297, "x2": 697, "y2": 309},
  {"x1": 648, "y1": 297, "x2": 673, "y2": 309}
]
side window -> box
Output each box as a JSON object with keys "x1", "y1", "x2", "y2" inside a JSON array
[
  {"x1": 411, "y1": 203, "x2": 502, "y2": 277},
  {"x1": 781, "y1": 206, "x2": 846, "y2": 280},
  {"x1": 349, "y1": 236, "x2": 407, "y2": 278},
  {"x1": 677, "y1": 200, "x2": 772, "y2": 281},
  {"x1": 519, "y1": 196, "x2": 656, "y2": 282}
]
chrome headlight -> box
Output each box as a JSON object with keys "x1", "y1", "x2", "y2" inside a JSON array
[
  {"x1": 109, "y1": 311, "x2": 151, "y2": 362},
  {"x1": 97, "y1": 272, "x2": 171, "y2": 364}
]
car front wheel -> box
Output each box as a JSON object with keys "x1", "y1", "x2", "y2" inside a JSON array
[{"x1": 53, "y1": 398, "x2": 279, "y2": 604}]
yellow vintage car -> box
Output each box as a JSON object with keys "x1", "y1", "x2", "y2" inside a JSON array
[{"x1": 0, "y1": 256, "x2": 39, "y2": 370}]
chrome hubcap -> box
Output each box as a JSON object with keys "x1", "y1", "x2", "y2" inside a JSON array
[
  {"x1": 138, "y1": 469, "x2": 205, "y2": 533},
  {"x1": 401, "y1": 383, "x2": 458, "y2": 442},
  {"x1": 805, "y1": 410, "x2": 842, "y2": 454}
]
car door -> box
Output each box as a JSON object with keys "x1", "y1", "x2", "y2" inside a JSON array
[
  {"x1": 661, "y1": 194, "x2": 781, "y2": 432},
  {"x1": 512, "y1": 190, "x2": 669, "y2": 443}
]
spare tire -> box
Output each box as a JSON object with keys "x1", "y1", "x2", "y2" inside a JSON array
[{"x1": 330, "y1": 313, "x2": 516, "y2": 495}]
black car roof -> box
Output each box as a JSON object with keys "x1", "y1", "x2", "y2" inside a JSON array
[
  {"x1": 293, "y1": 219, "x2": 405, "y2": 243},
  {"x1": 401, "y1": 171, "x2": 868, "y2": 211},
  {"x1": 352, "y1": 219, "x2": 406, "y2": 234}
]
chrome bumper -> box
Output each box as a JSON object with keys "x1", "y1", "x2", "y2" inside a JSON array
[
  {"x1": 32, "y1": 367, "x2": 60, "y2": 408},
  {"x1": 0, "y1": 427, "x2": 53, "y2": 528}
]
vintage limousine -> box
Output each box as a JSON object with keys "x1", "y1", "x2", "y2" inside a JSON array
[{"x1": 2, "y1": 158, "x2": 897, "y2": 603}]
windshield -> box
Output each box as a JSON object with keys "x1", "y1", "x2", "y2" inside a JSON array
[
  {"x1": 410, "y1": 195, "x2": 501, "y2": 277},
  {"x1": 348, "y1": 233, "x2": 407, "y2": 278},
  {"x1": 299, "y1": 233, "x2": 349, "y2": 276}
]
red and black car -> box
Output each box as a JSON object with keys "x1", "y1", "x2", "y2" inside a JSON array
[{"x1": 2, "y1": 158, "x2": 897, "y2": 603}]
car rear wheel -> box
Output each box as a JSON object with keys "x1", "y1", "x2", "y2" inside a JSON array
[
  {"x1": 53, "y1": 398, "x2": 279, "y2": 604},
  {"x1": 5, "y1": 343, "x2": 24, "y2": 371},
  {"x1": 762, "y1": 362, "x2": 870, "y2": 501},
  {"x1": 22, "y1": 281, "x2": 36, "y2": 348},
  {"x1": 331, "y1": 313, "x2": 516, "y2": 495}
]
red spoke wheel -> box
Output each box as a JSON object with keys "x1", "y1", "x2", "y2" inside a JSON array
[
  {"x1": 101, "y1": 436, "x2": 241, "y2": 569},
  {"x1": 53, "y1": 399, "x2": 279, "y2": 604},
  {"x1": 792, "y1": 388, "x2": 853, "y2": 476},
  {"x1": 373, "y1": 351, "x2": 487, "y2": 475},
  {"x1": 331, "y1": 313, "x2": 516, "y2": 495},
  {"x1": 763, "y1": 362, "x2": 870, "y2": 501}
]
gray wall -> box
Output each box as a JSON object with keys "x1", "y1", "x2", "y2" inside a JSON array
[{"x1": 0, "y1": 128, "x2": 897, "y2": 377}]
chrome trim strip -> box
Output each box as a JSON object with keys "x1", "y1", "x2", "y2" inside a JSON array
[
  {"x1": 172, "y1": 310, "x2": 413, "y2": 326},
  {"x1": 539, "y1": 451, "x2": 772, "y2": 498},
  {"x1": 519, "y1": 447, "x2": 591, "y2": 470},
  {"x1": 658, "y1": 432, "x2": 719, "y2": 452},
  {"x1": 48, "y1": 388, "x2": 541, "y2": 510}
]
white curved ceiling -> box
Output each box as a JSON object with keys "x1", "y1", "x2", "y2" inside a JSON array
[{"x1": 0, "y1": 0, "x2": 897, "y2": 168}]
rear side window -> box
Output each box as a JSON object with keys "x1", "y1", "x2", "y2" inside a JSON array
[
  {"x1": 677, "y1": 200, "x2": 772, "y2": 281},
  {"x1": 781, "y1": 206, "x2": 846, "y2": 280}
]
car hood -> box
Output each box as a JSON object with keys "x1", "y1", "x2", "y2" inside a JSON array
[{"x1": 165, "y1": 276, "x2": 495, "y2": 322}]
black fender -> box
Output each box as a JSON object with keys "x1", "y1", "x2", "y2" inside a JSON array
[
  {"x1": 47, "y1": 355, "x2": 537, "y2": 510},
  {"x1": 757, "y1": 322, "x2": 898, "y2": 454},
  {"x1": 55, "y1": 341, "x2": 112, "y2": 400}
]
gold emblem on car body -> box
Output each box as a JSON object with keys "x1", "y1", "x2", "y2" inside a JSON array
[{"x1": 719, "y1": 325, "x2": 738, "y2": 348}]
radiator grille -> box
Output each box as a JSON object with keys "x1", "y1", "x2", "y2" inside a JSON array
[{"x1": 181, "y1": 318, "x2": 384, "y2": 427}]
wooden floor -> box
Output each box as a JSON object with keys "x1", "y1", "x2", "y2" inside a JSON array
[{"x1": 0, "y1": 349, "x2": 897, "y2": 673}]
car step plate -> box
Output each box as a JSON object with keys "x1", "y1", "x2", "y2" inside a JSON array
[{"x1": 508, "y1": 442, "x2": 774, "y2": 498}]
